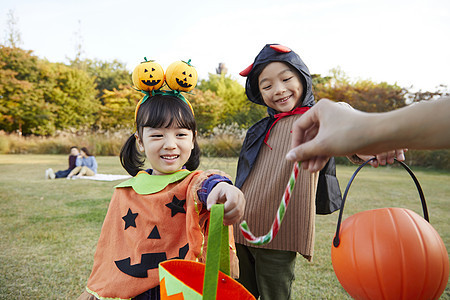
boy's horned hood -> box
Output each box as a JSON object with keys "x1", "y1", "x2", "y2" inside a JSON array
[{"x1": 240, "y1": 44, "x2": 315, "y2": 108}]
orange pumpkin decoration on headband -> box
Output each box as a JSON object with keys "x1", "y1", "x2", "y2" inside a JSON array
[
  {"x1": 132, "y1": 59, "x2": 165, "y2": 92},
  {"x1": 165, "y1": 59, "x2": 198, "y2": 92}
]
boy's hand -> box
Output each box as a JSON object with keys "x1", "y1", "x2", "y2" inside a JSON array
[
  {"x1": 206, "y1": 182, "x2": 245, "y2": 226},
  {"x1": 356, "y1": 149, "x2": 406, "y2": 167}
]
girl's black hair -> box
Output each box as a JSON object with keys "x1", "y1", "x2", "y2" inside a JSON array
[{"x1": 120, "y1": 95, "x2": 200, "y2": 176}]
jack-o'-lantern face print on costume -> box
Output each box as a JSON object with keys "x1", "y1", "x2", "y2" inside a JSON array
[{"x1": 113, "y1": 194, "x2": 190, "y2": 278}]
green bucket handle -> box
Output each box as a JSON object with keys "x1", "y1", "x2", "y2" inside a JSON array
[{"x1": 202, "y1": 204, "x2": 230, "y2": 299}]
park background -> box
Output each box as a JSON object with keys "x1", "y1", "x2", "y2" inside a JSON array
[{"x1": 1, "y1": 0, "x2": 449, "y2": 299}]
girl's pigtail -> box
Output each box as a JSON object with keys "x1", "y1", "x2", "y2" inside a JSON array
[
  {"x1": 184, "y1": 140, "x2": 201, "y2": 171},
  {"x1": 120, "y1": 133, "x2": 145, "y2": 176}
]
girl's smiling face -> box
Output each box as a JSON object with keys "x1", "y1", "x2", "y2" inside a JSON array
[
  {"x1": 136, "y1": 126, "x2": 194, "y2": 175},
  {"x1": 258, "y1": 61, "x2": 304, "y2": 112}
]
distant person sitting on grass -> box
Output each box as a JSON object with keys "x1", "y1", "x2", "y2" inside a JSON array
[
  {"x1": 45, "y1": 146, "x2": 79, "y2": 179},
  {"x1": 67, "y1": 147, "x2": 98, "y2": 179}
]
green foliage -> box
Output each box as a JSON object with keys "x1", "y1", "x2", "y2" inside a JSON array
[
  {"x1": 69, "y1": 58, "x2": 138, "y2": 130},
  {"x1": 0, "y1": 46, "x2": 39, "y2": 134},
  {"x1": 312, "y1": 73, "x2": 331, "y2": 86},
  {"x1": 95, "y1": 85, "x2": 141, "y2": 130},
  {"x1": 84, "y1": 59, "x2": 131, "y2": 99},
  {"x1": 40, "y1": 62, "x2": 99, "y2": 132},
  {"x1": 0, "y1": 46, "x2": 99, "y2": 135},
  {"x1": 404, "y1": 149, "x2": 450, "y2": 170},
  {"x1": 187, "y1": 89, "x2": 224, "y2": 133},
  {"x1": 197, "y1": 73, "x2": 266, "y2": 128},
  {"x1": 1, "y1": 45, "x2": 448, "y2": 139},
  {"x1": 313, "y1": 68, "x2": 407, "y2": 112},
  {"x1": 0, "y1": 46, "x2": 39, "y2": 82}
]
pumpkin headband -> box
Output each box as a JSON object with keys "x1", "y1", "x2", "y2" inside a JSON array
[{"x1": 132, "y1": 58, "x2": 198, "y2": 120}]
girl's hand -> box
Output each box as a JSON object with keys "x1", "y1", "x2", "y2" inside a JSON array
[{"x1": 206, "y1": 182, "x2": 245, "y2": 226}]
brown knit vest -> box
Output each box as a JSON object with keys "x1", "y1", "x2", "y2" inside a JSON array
[{"x1": 234, "y1": 115, "x2": 318, "y2": 260}]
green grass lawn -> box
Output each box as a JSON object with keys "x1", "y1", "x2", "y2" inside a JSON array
[{"x1": 0, "y1": 154, "x2": 448, "y2": 299}]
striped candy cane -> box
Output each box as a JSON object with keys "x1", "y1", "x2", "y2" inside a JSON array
[{"x1": 239, "y1": 162, "x2": 301, "y2": 245}]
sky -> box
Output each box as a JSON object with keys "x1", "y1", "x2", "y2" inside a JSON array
[{"x1": 1, "y1": 0, "x2": 449, "y2": 92}]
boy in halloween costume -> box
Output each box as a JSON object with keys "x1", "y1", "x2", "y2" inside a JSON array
[
  {"x1": 234, "y1": 44, "x2": 406, "y2": 299},
  {"x1": 233, "y1": 44, "x2": 343, "y2": 299},
  {"x1": 78, "y1": 62, "x2": 244, "y2": 300}
]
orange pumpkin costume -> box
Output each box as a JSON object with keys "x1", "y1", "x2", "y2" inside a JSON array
[{"x1": 79, "y1": 169, "x2": 238, "y2": 300}]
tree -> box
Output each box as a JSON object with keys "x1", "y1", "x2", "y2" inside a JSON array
[
  {"x1": 0, "y1": 46, "x2": 40, "y2": 134},
  {"x1": 0, "y1": 46, "x2": 99, "y2": 135},
  {"x1": 85, "y1": 59, "x2": 131, "y2": 99},
  {"x1": 312, "y1": 73, "x2": 331, "y2": 86},
  {"x1": 197, "y1": 73, "x2": 266, "y2": 128},
  {"x1": 187, "y1": 89, "x2": 224, "y2": 133},
  {"x1": 39, "y1": 61, "x2": 99, "y2": 132},
  {"x1": 96, "y1": 85, "x2": 141, "y2": 130},
  {"x1": 70, "y1": 20, "x2": 87, "y2": 71},
  {"x1": 405, "y1": 84, "x2": 449, "y2": 104},
  {"x1": 4, "y1": 9, "x2": 22, "y2": 48},
  {"x1": 313, "y1": 68, "x2": 407, "y2": 112}
]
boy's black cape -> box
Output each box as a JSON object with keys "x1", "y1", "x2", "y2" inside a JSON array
[{"x1": 235, "y1": 44, "x2": 342, "y2": 214}]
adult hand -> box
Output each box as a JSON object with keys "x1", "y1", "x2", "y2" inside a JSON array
[
  {"x1": 286, "y1": 97, "x2": 450, "y2": 172},
  {"x1": 287, "y1": 99, "x2": 370, "y2": 171}
]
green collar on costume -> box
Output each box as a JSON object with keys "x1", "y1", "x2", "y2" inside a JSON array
[{"x1": 115, "y1": 169, "x2": 192, "y2": 195}]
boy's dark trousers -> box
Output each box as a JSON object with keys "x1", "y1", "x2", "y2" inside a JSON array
[
  {"x1": 55, "y1": 169, "x2": 71, "y2": 178},
  {"x1": 236, "y1": 243, "x2": 296, "y2": 300}
]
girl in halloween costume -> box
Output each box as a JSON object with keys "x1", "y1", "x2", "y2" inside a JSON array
[{"x1": 78, "y1": 62, "x2": 244, "y2": 300}]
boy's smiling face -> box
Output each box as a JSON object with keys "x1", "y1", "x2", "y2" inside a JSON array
[{"x1": 258, "y1": 61, "x2": 304, "y2": 113}]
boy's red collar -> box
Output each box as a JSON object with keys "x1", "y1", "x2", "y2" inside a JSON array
[{"x1": 264, "y1": 106, "x2": 310, "y2": 150}]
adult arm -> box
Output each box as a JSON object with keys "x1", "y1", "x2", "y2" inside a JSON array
[
  {"x1": 75, "y1": 156, "x2": 82, "y2": 167},
  {"x1": 286, "y1": 97, "x2": 450, "y2": 171},
  {"x1": 90, "y1": 157, "x2": 98, "y2": 174}
]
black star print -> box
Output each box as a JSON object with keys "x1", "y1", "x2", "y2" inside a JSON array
[
  {"x1": 122, "y1": 208, "x2": 138, "y2": 230},
  {"x1": 165, "y1": 195, "x2": 186, "y2": 217}
]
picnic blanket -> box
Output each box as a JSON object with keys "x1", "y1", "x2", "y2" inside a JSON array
[{"x1": 73, "y1": 174, "x2": 132, "y2": 181}]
